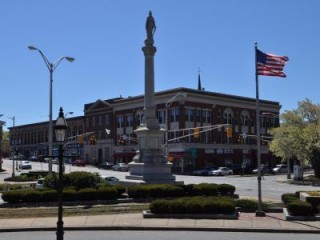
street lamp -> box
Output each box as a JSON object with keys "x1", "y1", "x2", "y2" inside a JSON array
[
  {"x1": 0, "y1": 114, "x2": 15, "y2": 177},
  {"x1": 28, "y1": 45, "x2": 74, "y2": 173},
  {"x1": 54, "y1": 107, "x2": 67, "y2": 240},
  {"x1": 165, "y1": 92, "x2": 187, "y2": 160}
]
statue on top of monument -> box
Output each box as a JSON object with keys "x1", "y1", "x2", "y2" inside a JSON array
[{"x1": 146, "y1": 11, "x2": 156, "y2": 41}]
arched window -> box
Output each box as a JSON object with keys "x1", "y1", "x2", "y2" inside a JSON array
[
  {"x1": 240, "y1": 110, "x2": 250, "y2": 126},
  {"x1": 223, "y1": 108, "x2": 234, "y2": 125}
]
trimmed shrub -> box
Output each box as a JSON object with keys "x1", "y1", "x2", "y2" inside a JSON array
[
  {"x1": 63, "y1": 189, "x2": 78, "y2": 202},
  {"x1": 234, "y1": 199, "x2": 267, "y2": 212},
  {"x1": 113, "y1": 185, "x2": 126, "y2": 198},
  {"x1": 217, "y1": 184, "x2": 236, "y2": 196},
  {"x1": 41, "y1": 190, "x2": 58, "y2": 202},
  {"x1": 1, "y1": 190, "x2": 23, "y2": 203},
  {"x1": 21, "y1": 190, "x2": 42, "y2": 203},
  {"x1": 191, "y1": 183, "x2": 218, "y2": 196},
  {"x1": 281, "y1": 193, "x2": 299, "y2": 205},
  {"x1": 97, "y1": 187, "x2": 118, "y2": 200},
  {"x1": 78, "y1": 188, "x2": 100, "y2": 201},
  {"x1": 149, "y1": 199, "x2": 170, "y2": 214},
  {"x1": 149, "y1": 196, "x2": 236, "y2": 215},
  {"x1": 287, "y1": 200, "x2": 314, "y2": 216}
]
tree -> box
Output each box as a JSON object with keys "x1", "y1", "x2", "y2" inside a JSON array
[{"x1": 269, "y1": 99, "x2": 320, "y2": 178}]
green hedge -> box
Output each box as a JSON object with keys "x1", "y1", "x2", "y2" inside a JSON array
[
  {"x1": 149, "y1": 196, "x2": 236, "y2": 215},
  {"x1": 287, "y1": 200, "x2": 314, "y2": 216},
  {"x1": 45, "y1": 171, "x2": 102, "y2": 190},
  {"x1": 281, "y1": 193, "x2": 299, "y2": 205},
  {"x1": 128, "y1": 183, "x2": 236, "y2": 199},
  {"x1": 1, "y1": 187, "x2": 118, "y2": 204},
  {"x1": 234, "y1": 199, "x2": 267, "y2": 212}
]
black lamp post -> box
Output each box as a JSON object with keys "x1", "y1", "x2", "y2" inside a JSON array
[{"x1": 54, "y1": 107, "x2": 67, "y2": 240}]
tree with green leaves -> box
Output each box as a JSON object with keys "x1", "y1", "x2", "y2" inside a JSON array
[{"x1": 269, "y1": 98, "x2": 320, "y2": 178}]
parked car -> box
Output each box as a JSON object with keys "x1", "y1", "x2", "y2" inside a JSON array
[
  {"x1": 209, "y1": 167, "x2": 233, "y2": 176},
  {"x1": 192, "y1": 167, "x2": 216, "y2": 176},
  {"x1": 101, "y1": 176, "x2": 119, "y2": 185},
  {"x1": 35, "y1": 178, "x2": 45, "y2": 189},
  {"x1": 272, "y1": 164, "x2": 287, "y2": 174},
  {"x1": 19, "y1": 161, "x2": 32, "y2": 169},
  {"x1": 52, "y1": 158, "x2": 59, "y2": 164},
  {"x1": 112, "y1": 163, "x2": 129, "y2": 171},
  {"x1": 252, "y1": 166, "x2": 270, "y2": 174},
  {"x1": 71, "y1": 159, "x2": 86, "y2": 166},
  {"x1": 97, "y1": 162, "x2": 114, "y2": 169},
  {"x1": 28, "y1": 155, "x2": 38, "y2": 161}
]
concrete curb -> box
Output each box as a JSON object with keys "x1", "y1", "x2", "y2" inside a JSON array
[{"x1": 0, "y1": 226, "x2": 320, "y2": 234}]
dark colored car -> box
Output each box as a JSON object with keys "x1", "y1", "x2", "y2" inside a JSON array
[
  {"x1": 71, "y1": 159, "x2": 86, "y2": 166},
  {"x1": 192, "y1": 167, "x2": 216, "y2": 176},
  {"x1": 97, "y1": 162, "x2": 114, "y2": 169}
]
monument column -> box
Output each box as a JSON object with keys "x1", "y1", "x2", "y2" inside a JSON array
[{"x1": 126, "y1": 11, "x2": 176, "y2": 184}]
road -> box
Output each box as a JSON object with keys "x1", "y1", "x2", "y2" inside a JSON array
[
  {"x1": 1, "y1": 158, "x2": 318, "y2": 202},
  {"x1": 0, "y1": 231, "x2": 319, "y2": 240}
]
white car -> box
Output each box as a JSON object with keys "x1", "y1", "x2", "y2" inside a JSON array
[
  {"x1": 272, "y1": 164, "x2": 287, "y2": 174},
  {"x1": 209, "y1": 167, "x2": 233, "y2": 176},
  {"x1": 19, "y1": 161, "x2": 32, "y2": 169},
  {"x1": 112, "y1": 163, "x2": 129, "y2": 171},
  {"x1": 35, "y1": 178, "x2": 45, "y2": 189}
]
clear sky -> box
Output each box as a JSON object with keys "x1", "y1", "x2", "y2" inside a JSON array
[{"x1": 1, "y1": 0, "x2": 319, "y2": 130}]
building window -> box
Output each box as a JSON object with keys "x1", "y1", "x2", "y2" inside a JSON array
[
  {"x1": 135, "y1": 111, "x2": 143, "y2": 126},
  {"x1": 202, "y1": 110, "x2": 211, "y2": 124},
  {"x1": 170, "y1": 107, "x2": 179, "y2": 122},
  {"x1": 105, "y1": 114, "x2": 110, "y2": 125},
  {"x1": 185, "y1": 108, "x2": 194, "y2": 122},
  {"x1": 126, "y1": 114, "x2": 133, "y2": 127},
  {"x1": 157, "y1": 109, "x2": 166, "y2": 124},
  {"x1": 117, "y1": 115, "x2": 124, "y2": 128},
  {"x1": 195, "y1": 109, "x2": 201, "y2": 122},
  {"x1": 99, "y1": 115, "x2": 103, "y2": 126}
]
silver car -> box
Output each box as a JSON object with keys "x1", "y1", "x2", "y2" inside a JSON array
[
  {"x1": 112, "y1": 163, "x2": 129, "y2": 171},
  {"x1": 209, "y1": 167, "x2": 233, "y2": 176}
]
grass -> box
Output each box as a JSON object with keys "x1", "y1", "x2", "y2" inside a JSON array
[{"x1": 0, "y1": 203, "x2": 149, "y2": 219}]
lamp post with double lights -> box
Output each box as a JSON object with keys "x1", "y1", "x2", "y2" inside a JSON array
[
  {"x1": 0, "y1": 114, "x2": 15, "y2": 177},
  {"x1": 165, "y1": 92, "x2": 187, "y2": 160},
  {"x1": 28, "y1": 45, "x2": 74, "y2": 173},
  {"x1": 54, "y1": 107, "x2": 67, "y2": 240}
]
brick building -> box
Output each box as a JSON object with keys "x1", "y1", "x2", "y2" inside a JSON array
[{"x1": 9, "y1": 87, "x2": 280, "y2": 173}]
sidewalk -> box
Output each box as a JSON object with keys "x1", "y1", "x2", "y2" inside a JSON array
[{"x1": 0, "y1": 212, "x2": 320, "y2": 233}]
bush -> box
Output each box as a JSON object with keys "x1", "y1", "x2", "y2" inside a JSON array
[
  {"x1": 234, "y1": 199, "x2": 267, "y2": 212},
  {"x1": 1, "y1": 190, "x2": 23, "y2": 203},
  {"x1": 21, "y1": 190, "x2": 42, "y2": 203},
  {"x1": 41, "y1": 190, "x2": 58, "y2": 202},
  {"x1": 149, "y1": 196, "x2": 236, "y2": 215},
  {"x1": 287, "y1": 200, "x2": 314, "y2": 216},
  {"x1": 281, "y1": 193, "x2": 299, "y2": 205},
  {"x1": 45, "y1": 172, "x2": 102, "y2": 190},
  {"x1": 97, "y1": 187, "x2": 118, "y2": 200},
  {"x1": 217, "y1": 184, "x2": 236, "y2": 196}
]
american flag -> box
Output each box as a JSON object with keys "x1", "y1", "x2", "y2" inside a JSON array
[{"x1": 256, "y1": 49, "x2": 289, "y2": 77}]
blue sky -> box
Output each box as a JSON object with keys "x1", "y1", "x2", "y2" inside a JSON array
[{"x1": 1, "y1": 0, "x2": 319, "y2": 130}]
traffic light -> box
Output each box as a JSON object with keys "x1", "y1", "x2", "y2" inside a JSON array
[
  {"x1": 194, "y1": 127, "x2": 200, "y2": 139},
  {"x1": 118, "y1": 137, "x2": 125, "y2": 145},
  {"x1": 226, "y1": 127, "x2": 232, "y2": 138},
  {"x1": 90, "y1": 135, "x2": 96, "y2": 145},
  {"x1": 237, "y1": 134, "x2": 243, "y2": 144},
  {"x1": 77, "y1": 134, "x2": 83, "y2": 144}
]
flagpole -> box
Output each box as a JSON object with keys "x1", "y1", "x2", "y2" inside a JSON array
[{"x1": 255, "y1": 43, "x2": 265, "y2": 217}]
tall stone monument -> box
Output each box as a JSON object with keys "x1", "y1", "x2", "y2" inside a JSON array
[{"x1": 126, "y1": 11, "x2": 176, "y2": 183}]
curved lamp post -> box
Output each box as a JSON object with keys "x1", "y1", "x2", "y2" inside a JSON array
[
  {"x1": 165, "y1": 92, "x2": 187, "y2": 160},
  {"x1": 54, "y1": 107, "x2": 67, "y2": 240},
  {"x1": 28, "y1": 45, "x2": 74, "y2": 173}
]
